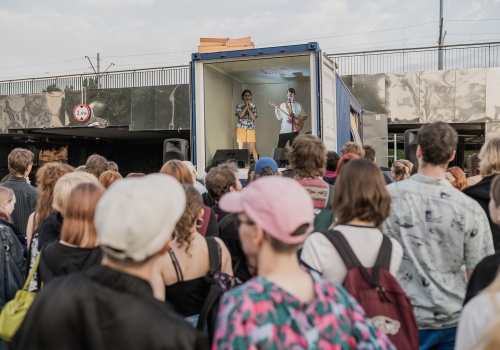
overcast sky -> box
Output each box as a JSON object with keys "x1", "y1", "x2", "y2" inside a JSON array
[{"x1": 1, "y1": 0, "x2": 499, "y2": 80}]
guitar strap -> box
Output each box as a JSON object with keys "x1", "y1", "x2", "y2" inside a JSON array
[{"x1": 287, "y1": 101, "x2": 295, "y2": 131}]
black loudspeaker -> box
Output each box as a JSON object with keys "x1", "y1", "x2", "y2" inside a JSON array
[
  {"x1": 404, "y1": 129, "x2": 419, "y2": 171},
  {"x1": 212, "y1": 149, "x2": 250, "y2": 169},
  {"x1": 273, "y1": 147, "x2": 289, "y2": 168},
  {"x1": 163, "y1": 138, "x2": 189, "y2": 163}
]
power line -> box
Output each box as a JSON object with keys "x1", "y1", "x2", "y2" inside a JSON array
[
  {"x1": 0, "y1": 58, "x2": 85, "y2": 71},
  {"x1": 446, "y1": 19, "x2": 500, "y2": 22},
  {"x1": 257, "y1": 21, "x2": 439, "y2": 46}
]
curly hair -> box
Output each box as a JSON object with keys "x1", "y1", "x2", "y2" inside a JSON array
[
  {"x1": 465, "y1": 153, "x2": 481, "y2": 177},
  {"x1": 326, "y1": 151, "x2": 340, "y2": 172},
  {"x1": 205, "y1": 163, "x2": 239, "y2": 201},
  {"x1": 34, "y1": 162, "x2": 75, "y2": 228},
  {"x1": 417, "y1": 122, "x2": 458, "y2": 165},
  {"x1": 362, "y1": 145, "x2": 376, "y2": 162},
  {"x1": 174, "y1": 185, "x2": 204, "y2": 254},
  {"x1": 332, "y1": 159, "x2": 391, "y2": 227},
  {"x1": 287, "y1": 134, "x2": 326, "y2": 178}
]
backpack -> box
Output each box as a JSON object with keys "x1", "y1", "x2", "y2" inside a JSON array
[
  {"x1": 321, "y1": 230, "x2": 419, "y2": 350},
  {"x1": 0, "y1": 224, "x2": 27, "y2": 309},
  {"x1": 197, "y1": 237, "x2": 233, "y2": 344}
]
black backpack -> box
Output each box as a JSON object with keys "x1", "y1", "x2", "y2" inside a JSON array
[
  {"x1": 321, "y1": 230, "x2": 419, "y2": 350},
  {"x1": 196, "y1": 237, "x2": 233, "y2": 344}
]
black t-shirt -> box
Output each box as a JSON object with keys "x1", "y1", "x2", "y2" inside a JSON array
[
  {"x1": 213, "y1": 205, "x2": 252, "y2": 282},
  {"x1": 39, "y1": 241, "x2": 102, "y2": 286},
  {"x1": 464, "y1": 251, "x2": 500, "y2": 305}
]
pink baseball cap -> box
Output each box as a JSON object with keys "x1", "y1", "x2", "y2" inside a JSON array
[{"x1": 219, "y1": 177, "x2": 314, "y2": 244}]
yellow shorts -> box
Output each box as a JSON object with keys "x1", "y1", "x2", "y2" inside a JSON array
[{"x1": 236, "y1": 128, "x2": 256, "y2": 143}]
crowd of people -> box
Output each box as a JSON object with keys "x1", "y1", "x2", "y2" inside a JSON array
[{"x1": 0, "y1": 121, "x2": 498, "y2": 349}]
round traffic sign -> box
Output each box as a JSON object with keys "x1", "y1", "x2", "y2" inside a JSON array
[{"x1": 73, "y1": 104, "x2": 91, "y2": 122}]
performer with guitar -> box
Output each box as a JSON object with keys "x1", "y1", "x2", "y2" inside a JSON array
[
  {"x1": 235, "y1": 90, "x2": 259, "y2": 162},
  {"x1": 272, "y1": 88, "x2": 307, "y2": 148}
]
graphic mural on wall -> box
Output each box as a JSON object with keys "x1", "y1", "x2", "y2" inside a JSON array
[
  {"x1": 0, "y1": 85, "x2": 190, "y2": 134},
  {"x1": 342, "y1": 67, "x2": 500, "y2": 125}
]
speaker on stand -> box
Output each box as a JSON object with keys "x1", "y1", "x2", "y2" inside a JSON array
[{"x1": 163, "y1": 138, "x2": 189, "y2": 163}]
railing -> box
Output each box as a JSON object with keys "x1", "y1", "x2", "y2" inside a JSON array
[
  {"x1": 328, "y1": 42, "x2": 500, "y2": 75},
  {"x1": 2, "y1": 42, "x2": 500, "y2": 94},
  {"x1": 0, "y1": 65, "x2": 190, "y2": 95}
]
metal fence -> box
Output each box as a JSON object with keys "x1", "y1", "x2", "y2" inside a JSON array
[
  {"x1": 328, "y1": 42, "x2": 500, "y2": 75},
  {"x1": 2, "y1": 42, "x2": 500, "y2": 94},
  {"x1": 0, "y1": 65, "x2": 190, "y2": 95}
]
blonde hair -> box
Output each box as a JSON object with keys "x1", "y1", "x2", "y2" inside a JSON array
[
  {"x1": 52, "y1": 172, "x2": 99, "y2": 214},
  {"x1": 391, "y1": 159, "x2": 413, "y2": 181},
  {"x1": 0, "y1": 187, "x2": 15, "y2": 223},
  {"x1": 479, "y1": 137, "x2": 500, "y2": 177},
  {"x1": 473, "y1": 274, "x2": 500, "y2": 349},
  {"x1": 340, "y1": 142, "x2": 365, "y2": 158}
]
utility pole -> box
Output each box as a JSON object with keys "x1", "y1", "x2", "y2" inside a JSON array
[
  {"x1": 438, "y1": 0, "x2": 446, "y2": 70},
  {"x1": 97, "y1": 53, "x2": 101, "y2": 88},
  {"x1": 85, "y1": 54, "x2": 114, "y2": 90}
]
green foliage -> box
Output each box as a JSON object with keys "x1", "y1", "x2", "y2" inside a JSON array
[
  {"x1": 82, "y1": 77, "x2": 98, "y2": 90},
  {"x1": 42, "y1": 84, "x2": 62, "y2": 93}
]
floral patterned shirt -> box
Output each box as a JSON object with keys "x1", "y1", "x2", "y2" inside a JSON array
[
  {"x1": 235, "y1": 103, "x2": 258, "y2": 129},
  {"x1": 212, "y1": 270, "x2": 394, "y2": 349}
]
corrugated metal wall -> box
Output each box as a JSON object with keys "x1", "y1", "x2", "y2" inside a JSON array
[{"x1": 336, "y1": 75, "x2": 361, "y2": 151}]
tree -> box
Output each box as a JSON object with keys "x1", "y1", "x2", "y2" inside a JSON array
[{"x1": 42, "y1": 84, "x2": 62, "y2": 93}]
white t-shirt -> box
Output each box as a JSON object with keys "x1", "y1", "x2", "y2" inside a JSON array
[
  {"x1": 300, "y1": 224, "x2": 403, "y2": 284},
  {"x1": 275, "y1": 101, "x2": 306, "y2": 134},
  {"x1": 455, "y1": 292, "x2": 500, "y2": 350}
]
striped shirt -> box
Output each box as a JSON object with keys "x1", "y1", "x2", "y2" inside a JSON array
[{"x1": 1, "y1": 177, "x2": 39, "y2": 236}]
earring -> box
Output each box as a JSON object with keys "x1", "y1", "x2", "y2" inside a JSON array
[{"x1": 196, "y1": 218, "x2": 204, "y2": 228}]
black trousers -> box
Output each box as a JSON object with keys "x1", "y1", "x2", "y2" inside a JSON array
[{"x1": 277, "y1": 132, "x2": 299, "y2": 148}]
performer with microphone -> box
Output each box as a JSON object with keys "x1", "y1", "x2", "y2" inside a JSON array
[
  {"x1": 274, "y1": 88, "x2": 307, "y2": 148},
  {"x1": 235, "y1": 90, "x2": 259, "y2": 161}
]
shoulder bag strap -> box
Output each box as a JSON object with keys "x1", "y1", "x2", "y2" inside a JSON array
[
  {"x1": 196, "y1": 237, "x2": 222, "y2": 334},
  {"x1": 321, "y1": 230, "x2": 361, "y2": 269},
  {"x1": 321, "y1": 229, "x2": 377, "y2": 287},
  {"x1": 205, "y1": 237, "x2": 221, "y2": 272},
  {"x1": 23, "y1": 252, "x2": 41, "y2": 291},
  {"x1": 218, "y1": 213, "x2": 236, "y2": 232},
  {"x1": 374, "y1": 235, "x2": 392, "y2": 270}
]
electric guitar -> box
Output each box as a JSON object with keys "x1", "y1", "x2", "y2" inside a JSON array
[{"x1": 268, "y1": 101, "x2": 305, "y2": 132}]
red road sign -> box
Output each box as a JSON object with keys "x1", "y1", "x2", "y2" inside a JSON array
[{"x1": 73, "y1": 104, "x2": 91, "y2": 122}]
